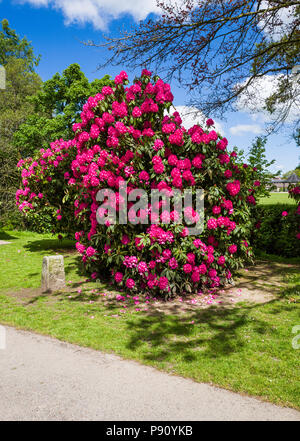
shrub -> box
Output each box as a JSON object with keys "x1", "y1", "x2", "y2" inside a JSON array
[
  {"x1": 16, "y1": 138, "x2": 77, "y2": 235},
  {"x1": 252, "y1": 204, "x2": 300, "y2": 257},
  {"x1": 16, "y1": 70, "x2": 264, "y2": 296}
]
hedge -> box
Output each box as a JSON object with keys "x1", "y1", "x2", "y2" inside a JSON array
[{"x1": 253, "y1": 203, "x2": 300, "y2": 257}]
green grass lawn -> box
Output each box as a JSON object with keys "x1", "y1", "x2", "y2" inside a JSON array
[
  {"x1": 259, "y1": 192, "x2": 296, "y2": 205},
  {"x1": 0, "y1": 230, "x2": 299, "y2": 409}
]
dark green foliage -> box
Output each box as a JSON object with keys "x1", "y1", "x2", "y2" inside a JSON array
[
  {"x1": 253, "y1": 204, "x2": 300, "y2": 257},
  {"x1": 0, "y1": 20, "x2": 42, "y2": 227}
]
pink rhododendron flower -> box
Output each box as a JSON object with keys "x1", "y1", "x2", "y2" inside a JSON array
[
  {"x1": 138, "y1": 261, "x2": 148, "y2": 273},
  {"x1": 115, "y1": 272, "x2": 123, "y2": 283},
  {"x1": 228, "y1": 244, "x2": 237, "y2": 254},
  {"x1": 169, "y1": 258, "x2": 178, "y2": 269},
  {"x1": 212, "y1": 206, "x2": 221, "y2": 215},
  {"x1": 218, "y1": 256, "x2": 226, "y2": 265},
  {"x1": 183, "y1": 264, "x2": 193, "y2": 274},
  {"x1": 86, "y1": 246, "x2": 96, "y2": 257},
  {"x1": 158, "y1": 276, "x2": 169, "y2": 290},
  {"x1": 126, "y1": 278, "x2": 135, "y2": 289},
  {"x1": 206, "y1": 118, "x2": 214, "y2": 126},
  {"x1": 226, "y1": 180, "x2": 241, "y2": 196},
  {"x1": 207, "y1": 218, "x2": 218, "y2": 230}
]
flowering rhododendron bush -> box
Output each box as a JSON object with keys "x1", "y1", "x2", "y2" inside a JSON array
[
  {"x1": 16, "y1": 138, "x2": 78, "y2": 234},
  {"x1": 16, "y1": 69, "x2": 264, "y2": 296}
]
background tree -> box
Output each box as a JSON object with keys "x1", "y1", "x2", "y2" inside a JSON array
[
  {"x1": 231, "y1": 136, "x2": 277, "y2": 196},
  {"x1": 14, "y1": 63, "x2": 113, "y2": 155},
  {"x1": 12, "y1": 64, "x2": 113, "y2": 233},
  {"x1": 246, "y1": 136, "x2": 277, "y2": 196},
  {"x1": 0, "y1": 20, "x2": 42, "y2": 226},
  {"x1": 292, "y1": 127, "x2": 300, "y2": 146},
  {"x1": 282, "y1": 166, "x2": 300, "y2": 179},
  {"x1": 0, "y1": 20, "x2": 113, "y2": 227},
  {"x1": 0, "y1": 18, "x2": 40, "y2": 70},
  {"x1": 93, "y1": 0, "x2": 300, "y2": 135}
]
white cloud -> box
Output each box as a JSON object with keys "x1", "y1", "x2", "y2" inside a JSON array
[
  {"x1": 236, "y1": 74, "x2": 300, "y2": 124},
  {"x1": 173, "y1": 105, "x2": 224, "y2": 134},
  {"x1": 229, "y1": 124, "x2": 263, "y2": 136},
  {"x1": 16, "y1": 0, "x2": 161, "y2": 29},
  {"x1": 258, "y1": 1, "x2": 297, "y2": 42},
  {"x1": 20, "y1": 0, "x2": 49, "y2": 4}
]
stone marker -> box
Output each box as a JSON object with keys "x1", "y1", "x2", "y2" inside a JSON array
[{"x1": 41, "y1": 255, "x2": 65, "y2": 292}]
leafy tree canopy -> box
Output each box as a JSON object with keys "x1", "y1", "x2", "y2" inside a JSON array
[
  {"x1": 0, "y1": 57, "x2": 42, "y2": 224},
  {"x1": 0, "y1": 19, "x2": 40, "y2": 70},
  {"x1": 243, "y1": 136, "x2": 277, "y2": 195},
  {"x1": 282, "y1": 167, "x2": 300, "y2": 179},
  {"x1": 14, "y1": 63, "x2": 113, "y2": 156}
]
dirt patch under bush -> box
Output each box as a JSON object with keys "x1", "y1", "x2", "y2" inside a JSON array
[{"x1": 5, "y1": 260, "x2": 299, "y2": 315}]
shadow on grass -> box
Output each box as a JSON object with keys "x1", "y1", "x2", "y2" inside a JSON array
[
  {"x1": 254, "y1": 251, "x2": 300, "y2": 265},
  {"x1": 121, "y1": 302, "x2": 269, "y2": 362},
  {"x1": 122, "y1": 265, "x2": 300, "y2": 363},
  {"x1": 24, "y1": 238, "x2": 76, "y2": 253},
  {"x1": 17, "y1": 240, "x2": 299, "y2": 364},
  {"x1": 96, "y1": 265, "x2": 299, "y2": 363},
  {"x1": 64, "y1": 255, "x2": 86, "y2": 277},
  {"x1": 0, "y1": 231, "x2": 18, "y2": 240},
  {"x1": 22, "y1": 276, "x2": 300, "y2": 365},
  {"x1": 124, "y1": 296, "x2": 300, "y2": 364},
  {"x1": 24, "y1": 265, "x2": 112, "y2": 305}
]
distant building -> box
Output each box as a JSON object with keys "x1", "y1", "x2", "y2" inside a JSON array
[{"x1": 270, "y1": 173, "x2": 300, "y2": 192}]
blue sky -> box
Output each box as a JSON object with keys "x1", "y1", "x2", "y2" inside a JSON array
[{"x1": 1, "y1": 0, "x2": 299, "y2": 173}]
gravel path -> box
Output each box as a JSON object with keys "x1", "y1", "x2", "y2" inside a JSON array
[{"x1": 0, "y1": 326, "x2": 299, "y2": 421}]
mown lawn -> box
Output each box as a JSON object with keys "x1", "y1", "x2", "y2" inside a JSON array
[
  {"x1": 0, "y1": 230, "x2": 299, "y2": 409},
  {"x1": 259, "y1": 192, "x2": 296, "y2": 205}
]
